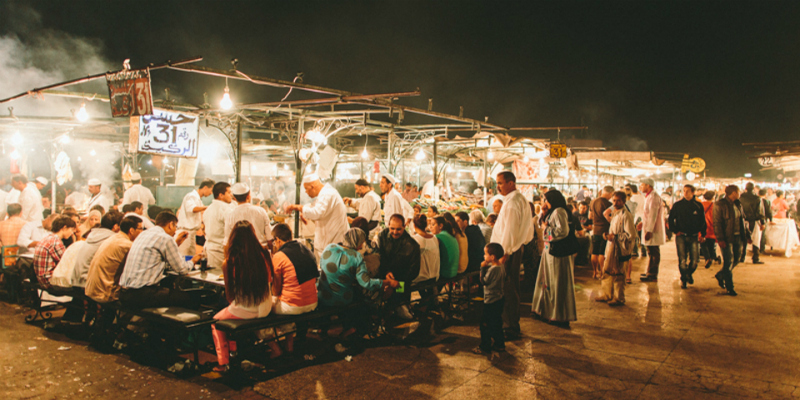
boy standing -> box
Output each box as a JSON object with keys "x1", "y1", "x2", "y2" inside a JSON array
[{"x1": 474, "y1": 243, "x2": 506, "y2": 355}]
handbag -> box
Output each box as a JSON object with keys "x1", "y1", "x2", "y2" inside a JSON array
[{"x1": 549, "y1": 225, "x2": 580, "y2": 257}]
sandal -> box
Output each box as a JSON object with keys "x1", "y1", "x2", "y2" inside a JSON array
[
  {"x1": 213, "y1": 364, "x2": 229, "y2": 373},
  {"x1": 471, "y1": 346, "x2": 488, "y2": 355},
  {"x1": 626, "y1": 278, "x2": 632, "y2": 284}
]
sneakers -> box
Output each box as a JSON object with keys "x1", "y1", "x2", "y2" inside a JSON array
[{"x1": 704, "y1": 259, "x2": 714, "y2": 269}]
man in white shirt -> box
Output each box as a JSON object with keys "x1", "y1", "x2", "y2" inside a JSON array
[
  {"x1": 380, "y1": 174, "x2": 414, "y2": 226},
  {"x1": 285, "y1": 173, "x2": 348, "y2": 260},
  {"x1": 344, "y1": 178, "x2": 381, "y2": 233},
  {"x1": 17, "y1": 214, "x2": 56, "y2": 254},
  {"x1": 275, "y1": 183, "x2": 287, "y2": 209},
  {"x1": 11, "y1": 174, "x2": 44, "y2": 222},
  {"x1": 176, "y1": 179, "x2": 214, "y2": 256},
  {"x1": 203, "y1": 182, "x2": 233, "y2": 269},
  {"x1": 122, "y1": 173, "x2": 156, "y2": 217},
  {"x1": 490, "y1": 171, "x2": 533, "y2": 338},
  {"x1": 639, "y1": 178, "x2": 666, "y2": 282},
  {"x1": 84, "y1": 178, "x2": 113, "y2": 214},
  {"x1": 124, "y1": 201, "x2": 155, "y2": 229},
  {"x1": 0, "y1": 187, "x2": 7, "y2": 221},
  {"x1": 224, "y1": 182, "x2": 272, "y2": 248}
]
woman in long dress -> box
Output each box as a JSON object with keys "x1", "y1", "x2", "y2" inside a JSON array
[{"x1": 531, "y1": 190, "x2": 577, "y2": 327}]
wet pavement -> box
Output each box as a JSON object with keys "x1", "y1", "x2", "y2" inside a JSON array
[{"x1": 2, "y1": 243, "x2": 799, "y2": 399}]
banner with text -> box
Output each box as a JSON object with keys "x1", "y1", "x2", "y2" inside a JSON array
[
  {"x1": 130, "y1": 109, "x2": 199, "y2": 158},
  {"x1": 106, "y1": 68, "x2": 153, "y2": 117}
]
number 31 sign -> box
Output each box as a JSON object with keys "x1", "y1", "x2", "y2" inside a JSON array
[{"x1": 106, "y1": 68, "x2": 154, "y2": 118}]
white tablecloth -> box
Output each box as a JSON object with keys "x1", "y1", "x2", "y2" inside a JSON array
[{"x1": 764, "y1": 219, "x2": 800, "y2": 257}]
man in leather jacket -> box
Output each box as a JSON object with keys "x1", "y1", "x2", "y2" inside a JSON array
[
  {"x1": 738, "y1": 182, "x2": 764, "y2": 264},
  {"x1": 713, "y1": 185, "x2": 751, "y2": 296}
]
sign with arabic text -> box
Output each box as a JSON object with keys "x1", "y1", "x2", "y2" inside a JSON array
[
  {"x1": 130, "y1": 109, "x2": 199, "y2": 158},
  {"x1": 106, "y1": 68, "x2": 153, "y2": 117}
]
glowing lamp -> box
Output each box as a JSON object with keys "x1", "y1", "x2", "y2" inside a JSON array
[
  {"x1": 76, "y1": 103, "x2": 89, "y2": 122},
  {"x1": 220, "y1": 87, "x2": 233, "y2": 110}
]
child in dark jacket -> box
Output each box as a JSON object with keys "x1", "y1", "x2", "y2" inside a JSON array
[{"x1": 473, "y1": 243, "x2": 506, "y2": 354}]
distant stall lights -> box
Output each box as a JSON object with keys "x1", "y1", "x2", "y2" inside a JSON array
[
  {"x1": 11, "y1": 131, "x2": 23, "y2": 146},
  {"x1": 487, "y1": 150, "x2": 494, "y2": 160},
  {"x1": 686, "y1": 171, "x2": 696, "y2": 181},
  {"x1": 416, "y1": 149, "x2": 425, "y2": 160},
  {"x1": 744, "y1": 173, "x2": 752, "y2": 178},
  {"x1": 76, "y1": 103, "x2": 89, "y2": 122},
  {"x1": 10, "y1": 149, "x2": 21, "y2": 160}
]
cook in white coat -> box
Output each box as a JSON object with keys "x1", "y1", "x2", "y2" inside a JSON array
[
  {"x1": 224, "y1": 182, "x2": 273, "y2": 247},
  {"x1": 122, "y1": 173, "x2": 156, "y2": 216},
  {"x1": 285, "y1": 173, "x2": 348, "y2": 260},
  {"x1": 84, "y1": 179, "x2": 113, "y2": 214},
  {"x1": 176, "y1": 179, "x2": 213, "y2": 256},
  {"x1": 203, "y1": 182, "x2": 234, "y2": 269},
  {"x1": 380, "y1": 174, "x2": 414, "y2": 226},
  {"x1": 11, "y1": 175, "x2": 43, "y2": 222},
  {"x1": 343, "y1": 178, "x2": 382, "y2": 236},
  {"x1": 639, "y1": 178, "x2": 666, "y2": 281}
]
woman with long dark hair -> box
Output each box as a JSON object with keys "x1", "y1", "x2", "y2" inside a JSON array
[
  {"x1": 531, "y1": 189, "x2": 578, "y2": 327},
  {"x1": 211, "y1": 221, "x2": 273, "y2": 371}
]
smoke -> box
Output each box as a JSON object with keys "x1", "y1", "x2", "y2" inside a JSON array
[
  {"x1": 64, "y1": 139, "x2": 122, "y2": 192},
  {"x1": 0, "y1": 3, "x2": 112, "y2": 117}
]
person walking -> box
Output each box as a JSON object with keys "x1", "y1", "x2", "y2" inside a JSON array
[
  {"x1": 668, "y1": 185, "x2": 707, "y2": 288},
  {"x1": 589, "y1": 186, "x2": 614, "y2": 280},
  {"x1": 739, "y1": 182, "x2": 765, "y2": 264},
  {"x1": 713, "y1": 185, "x2": 750, "y2": 296}
]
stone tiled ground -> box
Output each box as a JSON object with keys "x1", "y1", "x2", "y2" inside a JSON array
[{"x1": 2, "y1": 243, "x2": 799, "y2": 399}]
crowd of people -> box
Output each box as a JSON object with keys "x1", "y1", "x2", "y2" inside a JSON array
[{"x1": 1, "y1": 169, "x2": 799, "y2": 371}]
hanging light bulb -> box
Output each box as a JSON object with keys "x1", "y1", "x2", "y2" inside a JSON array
[
  {"x1": 59, "y1": 134, "x2": 70, "y2": 144},
  {"x1": 361, "y1": 148, "x2": 369, "y2": 159},
  {"x1": 523, "y1": 153, "x2": 530, "y2": 163},
  {"x1": 10, "y1": 149, "x2": 21, "y2": 160},
  {"x1": 416, "y1": 149, "x2": 425, "y2": 160},
  {"x1": 487, "y1": 150, "x2": 494, "y2": 160},
  {"x1": 90, "y1": 149, "x2": 97, "y2": 156},
  {"x1": 76, "y1": 103, "x2": 89, "y2": 122},
  {"x1": 220, "y1": 86, "x2": 233, "y2": 110},
  {"x1": 283, "y1": 164, "x2": 289, "y2": 170}
]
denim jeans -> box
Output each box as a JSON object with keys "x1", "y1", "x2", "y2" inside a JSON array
[
  {"x1": 701, "y1": 238, "x2": 717, "y2": 261},
  {"x1": 675, "y1": 234, "x2": 699, "y2": 281},
  {"x1": 719, "y1": 235, "x2": 742, "y2": 291}
]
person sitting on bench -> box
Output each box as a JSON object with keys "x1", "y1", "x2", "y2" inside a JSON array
[
  {"x1": 376, "y1": 213, "x2": 420, "y2": 320},
  {"x1": 269, "y1": 223, "x2": 319, "y2": 357},
  {"x1": 318, "y1": 228, "x2": 398, "y2": 337},
  {"x1": 117, "y1": 211, "x2": 203, "y2": 309},
  {"x1": 211, "y1": 220, "x2": 274, "y2": 371},
  {"x1": 33, "y1": 215, "x2": 77, "y2": 289}
]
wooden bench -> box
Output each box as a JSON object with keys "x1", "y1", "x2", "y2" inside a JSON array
[{"x1": 214, "y1": 302, "x2": 365, "y2": 367}]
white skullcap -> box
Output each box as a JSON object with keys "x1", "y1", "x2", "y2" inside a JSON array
[
  {"x1": 382, "y1": 174, "x2": 397, "y2": 185},
  {"x1": 302, "y1": 173, "x2": 320, "y2": 184},
  {"x1": 641, "y1": 178, "x2": 655, "y2": 187},
  {"x1": 35, "y1": 177, "x2": 48, "y2": 185},
  {"x1": 88, "y1": 178, "x2": 102, "y2": 186},
  {"x1": 231, "y1": 182, "x2": 250, "y2": 196},
  {"x1": 130, "y1": 172, "x2": 142, "y2": 180}
]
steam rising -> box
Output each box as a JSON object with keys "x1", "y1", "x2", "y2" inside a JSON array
[{"x1": 0, "y1": 3, "x2": 112, "y2": 117}]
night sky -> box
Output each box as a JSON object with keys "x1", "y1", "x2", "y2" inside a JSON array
[{"x1": 3, "y1": 0, "x2": 800, "y2": 178}]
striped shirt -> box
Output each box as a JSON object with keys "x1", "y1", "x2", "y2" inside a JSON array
[{"x1": 118, "y1": 226, "x2": 192, "y2": 289}]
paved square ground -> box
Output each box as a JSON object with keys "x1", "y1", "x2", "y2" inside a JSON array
[{"x1": 2, "y1": 243, "x2": 799, "y2": 399}]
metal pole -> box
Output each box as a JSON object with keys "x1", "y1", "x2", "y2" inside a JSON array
[
  {"x1": 50, "y1": 151, "x2": 57, "y2": 214},
  {"x1": 235, "y1": 122, "x2": 243, "y2": 182},
  {"x1": 433, "y1": 140, "x2": 438, "y2": 200},
  {"x1": 294, "y1": 121, "x2": 304, "y2": 239},
  {"x1": 595, "y1": 159, "x2": 599, "y2": 196}
]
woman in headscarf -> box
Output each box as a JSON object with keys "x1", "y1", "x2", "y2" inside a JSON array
[
  {"x1": 318, "y1": 228, "x2": 398, "y2": 337},
  {"x1": 531, "y1": 189, "x2": 578, "y2": 327}
]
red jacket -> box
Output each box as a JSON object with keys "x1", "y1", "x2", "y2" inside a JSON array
[{"x1": 702, "y1": 201, "x2": 715, "y2": 239}]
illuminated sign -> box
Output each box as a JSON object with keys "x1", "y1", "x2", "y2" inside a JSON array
[
  {"x1": 550, "y1": 143, "x2": 567, "y2": 159},
  {"x1": 106, "y1": 68, "x2": 153, "y2": 117},
  {"x1": 130, "y1": 109, "x2": 199, "y2": 158}
]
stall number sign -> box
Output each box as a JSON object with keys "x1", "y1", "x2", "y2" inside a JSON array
[
  {"x1": 550, "y1": 143, "x2": 567, "y2": 159},
  {"x1": 106, "y1": 68, "x2": 153, "y2": 117},
  {"x1": 132, "y1": 109, "x2": 199, "y2": 158}
]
